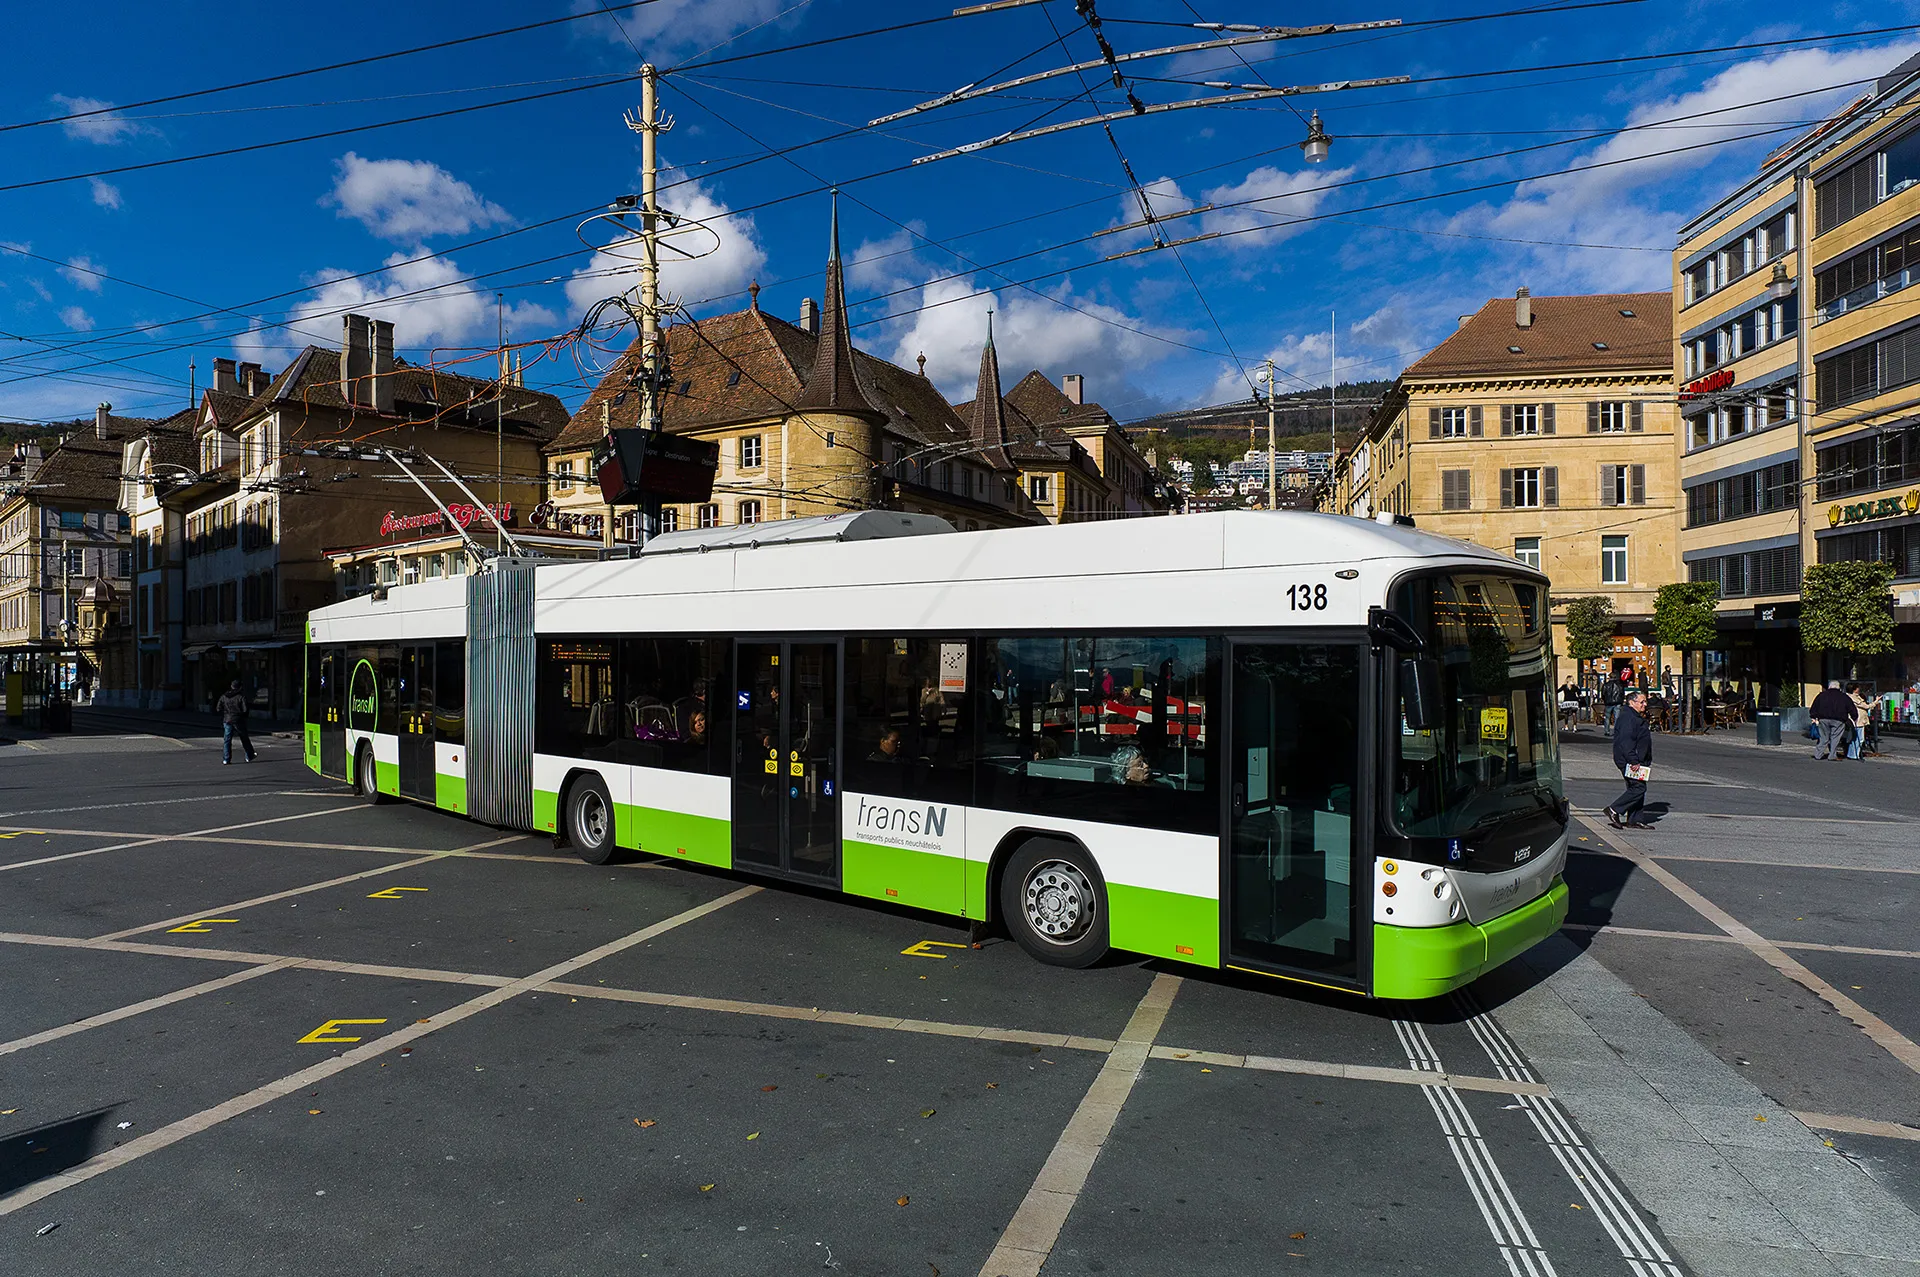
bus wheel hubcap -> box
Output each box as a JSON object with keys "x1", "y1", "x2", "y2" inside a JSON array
[
  {"x1": 579, "y1": 794, "x2": 607, "y2": 845},
  {"x1": 1023, "y1": 861, "x2": 1092, "y2": 944}
]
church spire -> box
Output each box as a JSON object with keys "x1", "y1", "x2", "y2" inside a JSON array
[
  {"x1": 969, "y1": 308, "x2": 1011, "y2": 469},
  {"x1": 792, "y1": 190, "x2": 880, "y2": 418}
]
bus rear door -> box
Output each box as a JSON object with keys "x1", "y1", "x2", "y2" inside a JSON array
[
  {"x1": 732, "y1": 640, "x2": 841, "y2": 883},
  {"x1": 398, "y1": 644, "x2": 436, "y2": 801},
  {"x1": 316, "y1": 649, "x2": 347, "y2": 779}
]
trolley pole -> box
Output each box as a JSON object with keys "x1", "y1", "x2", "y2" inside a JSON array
[{"x1": 1264, "y1": 358, "x2": 1277, "y2": 510}]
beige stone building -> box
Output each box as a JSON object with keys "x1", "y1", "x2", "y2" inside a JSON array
[
  {"x1": 1330, "y1": 290, "x2": 1678, "y2": 672},
  {"x1": 1673, "y1": 51, "x2": 1920, "y2": 699},
  {"x1": 546, "y1": 210, "x2": 1164, "y2": 536}
]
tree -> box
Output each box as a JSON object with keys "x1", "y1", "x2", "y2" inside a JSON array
[
  {"x1": 1652, "y1": 582, "x2": 1720, "y2": 731},
  {"x1": 1563, "y1": 596, "x2": 1616, "y2": 686},
  {"x1": 1799, "y1": 561, "x2": 1895, "y2": 676}
]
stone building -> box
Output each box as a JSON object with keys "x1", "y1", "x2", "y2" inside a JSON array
[
  {"x1": 1332, "y1": 289, "x2": 1679, "y2": 672},
  {"x1": 1675, "y1": 51, "x2": 1920, "y2": 698}
]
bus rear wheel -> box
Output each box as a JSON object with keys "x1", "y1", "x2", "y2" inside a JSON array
[
  {"x1": 1001, "y1": 839, "x2": 1108, "y2": 968},
  {"x1": 354, "y1": 744, "x2": 385, "y2": 804},
  {"x1": 565, "y1": 775, "x2": 619, "y2": 865}
]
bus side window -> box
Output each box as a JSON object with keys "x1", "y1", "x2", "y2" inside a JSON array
[
  {"x1": 845, "y1": 637, "x2": 972, "y2": 805},
  {"x1": 617, "y1": 636, "x2": 720, "y2": 774},
  {"x1": 436, "y1": 640, "x2": 465, "y2": 746}
]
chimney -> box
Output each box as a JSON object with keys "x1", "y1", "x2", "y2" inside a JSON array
[
  {"x1": 1458, "y1": 314, "x2": 1474, "y2": 328},
  {"x1": 213, "y1": 357, "x2": 237, "y2": 394},
  {"x1": 340, "y1": 313, "x2": 373, "y2": 407},
  {"x1": 369, "y1": 319, "x2": 396, "y2": 414},
  {"x1": 1062, "y1": 374, "x2": 1084, "y2": 405},
  {"x1": 95, "y1": 402, "x2": 111, "y2": 441},
  {"x1": 799, "y1": 297, "x2": 818, "y2": 334},
  {"x1": 1515, "y1": 286, "x2": 1532, "y2": 329},
  {"x1": 237, "y1": 361, "x2": 261, "y2": 395}
]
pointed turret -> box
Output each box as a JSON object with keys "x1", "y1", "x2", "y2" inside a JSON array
[
  {"x1": 969, "y1": 310, "x2": 1012, "y2": 470},
  {"x1": 792, "y1": 191, "x2": 881, "y2": 419}
]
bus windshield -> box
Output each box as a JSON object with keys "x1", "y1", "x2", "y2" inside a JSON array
[{"x1": 1390, "y1": 571, "x2": 1560, "y2": 839}]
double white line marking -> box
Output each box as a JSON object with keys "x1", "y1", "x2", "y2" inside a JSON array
[{"x1": 1455, "y1": 993, "x2": 1683, "y2": 1277}]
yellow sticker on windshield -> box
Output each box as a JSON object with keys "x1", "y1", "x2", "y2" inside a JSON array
[{"x1": 1480, "y1": 708, "x2": 1510, "y2": 741}]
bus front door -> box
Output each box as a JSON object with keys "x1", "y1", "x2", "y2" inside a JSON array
[
  {"x1": 1223, "y1": 641, "x2": 1363, "y2": 987},
  {"x1": 397, "y1": 644, "x2": 436, "y2": 802},
  {"x1": 317, "y1": 650, "x2": 347, "y2": 779},
  {"x1": 733, "y1": 640, "x2": 840, "y2": 883}
]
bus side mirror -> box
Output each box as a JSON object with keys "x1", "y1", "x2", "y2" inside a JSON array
[{"x1": 1401, "y1": 658, "x2": 1440, "y2": 733}]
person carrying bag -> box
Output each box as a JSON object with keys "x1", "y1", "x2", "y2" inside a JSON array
[{"x1": 1604, "y1": 687, "x2": 1656, "y2": 831}]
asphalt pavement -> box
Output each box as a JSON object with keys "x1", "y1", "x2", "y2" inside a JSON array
[{"x1": 0, "y1": 711, "x2": 1914, "y2": 1276}]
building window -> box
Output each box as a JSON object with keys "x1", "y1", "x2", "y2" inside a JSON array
[
  {"x1": 553, "y1": 460, "x2": 575, "y2": 492},
  {"x1": 1501, "y1": 466, "x2": 1555, "y2": 508},
  {"x1": 1440, "y1": 469, "x2": 1472, "y2": 510},
  {"x1": 1819, "y1": 524, "x2": 1920, "y2": 579},
  {"x1": 659, "y1": 507, "x2": 679, "y2": 534},
  {"x1": 117, "y1": 549, "x2": 132, "y2": 577},
  {"x1": 739, "y1": 500, "x2": 762, "y2": 526},
  {"x1": 739, "y1": 435, "x2": 763, "y2": 470},
  {"x1": 697, "y1": 503, "x2": 719, "y2": 529},
  {"x1": 1600, "y1": 464, "x2": 1646, "y2": 507},
  {"x1": 1601, "y1": 535, "x2": 1628, "y2": 585},
  {"x1": 1691, "y1": 545, "x2": 1802, "y2": 597},
  {"x1": 1592, "y1": 400, "x2": 1642, "y2": 433},
  {"x1": 1502, "y1": 404, "x2": 1549, "y2": 435},
  {"x1": 1513, "y1": 536, "x2": 1541, "y2": 570},
  {"x1": 66, "y1": 547, "x2": 84, "y2": 576},
  {"x1": 1441, "y1": 406, "x2": 1471, "y2": 438},
  {"x1": 1028, "y1": 475, "x2": 1052, "y2": 503},
  {"x1": 1686, "y1": 460, "x2": 1799, "y2": 526},
  {"x1": 1816, "y1": 154, "x2": 1879, "y2": 234}
]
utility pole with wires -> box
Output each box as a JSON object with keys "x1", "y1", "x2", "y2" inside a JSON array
[
  {"x1": 1264, "y1": 358, "x2": 1277, "y2": 509},
  {"x1": 1330, "y1": 309, "x2": 1337, "y2": 462},
  {"x1": 621, "y1": 62, "x2": 671, "y2": 549}
]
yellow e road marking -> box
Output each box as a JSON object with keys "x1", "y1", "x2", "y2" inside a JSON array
[
  {"x1": 298, "y1": 1018, "x2": 388, "y2": 1044},
  {"x1": 366, "y1": 886, "x2": 429, "y2": 899},
  {"x1": 900, "y1": 940, "x2": 968, "y2": 959},
  {"x1": 166, "y1": 919, "x2": 239, "y2": 933}
]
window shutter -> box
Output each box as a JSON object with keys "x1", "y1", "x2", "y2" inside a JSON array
[
  {"x1": 1587, "y1": 402, "x2": 1600, "y2": 433},
  {"x1": 1441, "y1": 470, "x2": 1454, "y2": 508},
  {"x1": 1630, "y1": 400, "x2": 1644, "y2": 432},
  {"x1": 1469, "y1": 405, "x2": 1483, "y2": 437},
  {"x1": 1544, "y1": 467, "x2": 1559, "y2": 507},
  {"x1": 1460, "y1": 471, "x2": 1471, "y2": 510},
  {"x1": 1542, "y1": 403, "x2": 1556, "y2": 434},
  {"x1": 1429, "y1": 407, "x2": 1441, "y2": 439},
  {"x1": 1499, "y1": 468, "x2": 1513, "y2": 508},
  {"x1": 1600, "y1": 465, "x2": 1615, "y2": 506},
  {"x1": 1500, "y1": 405, "x2": 1514, "y2": 436},
  {"x1": 1631, "y1": 464, "x2": 1646, "y2": 505}
]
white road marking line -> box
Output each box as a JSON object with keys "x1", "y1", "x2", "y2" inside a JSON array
[
  {"x1": 89, "y1": 853, "x2": 455, "y2": 942},
  {"x1": 1629, "y1": 852, "x2": 1920, "y2": 877},
  {"x1": 0, "y1": 805, "x2": 358, "y2": 873},
  {"x1": 0, "y1": 960, "x2": 292, "y2": 1057},
  {"x1": 1578, "y1": 814, "x2": 1920, "y2": 1079},
  {"x1": 0, "y1": 884, "x2": 761, "y2": 1217},
  {"x1": 1792, "y1": 1112, "x2": 1920, "y2": 1142},
  {"x1": 976, "y1": 972, "x2": 1180, "y2": 1277},
  {"x1": 1454, "y1": 992, "x2": 1683, "y2": 1277},
  {"x1": 0, "y1": 790, "x2": 331, "y2": 820},
  {"x1": 1147, "y1": 1045, "x2": 1549, "y2": 1096},
  {"x1": 1563, "y1": 921, "x2": 1920, "y2": 961},
  {"x1": 1393, "y1": 1016, "x2": 1559, "y2": 1276}
]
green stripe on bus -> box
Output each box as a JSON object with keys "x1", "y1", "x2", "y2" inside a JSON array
[
  {"x1": 376, "y1": 760, "x2": 399, "y2": 796},
  {"x1": 303, "y1": 723, "x2": 319, "y2": 768},
  {"x1": 842, "y1": 839, "x2": 962, "y2": 913},
  {"x1": 963, "y1": 858, "x2": 988, "y2": 921},
  {"x1": 1371, "y1": 879, "x2": 1568, "y2": 1000},
  {"x1": 534, "y1": 789, "x2": 559, "y2": 834},
  {"x1": 1107, "y1": 882, "x2": 1219, "y2": 968},
  {"x1": 618, "y1": 803, "x2": 730, "y2": 869},
  {"x1": 436, "y1": 772, "x2": 467, "y2": 815}
]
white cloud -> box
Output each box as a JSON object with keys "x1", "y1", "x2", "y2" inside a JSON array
[
  {"x1": 29, "y1": 278, "x2": 53, "y2": 303},
  {"x1": 1470, "y1": 42, "x2": 1920, "y2": 291},
  {"x1": 241, "y1": 252, "x2": 555, "y2": 365},
  {"x1": 847, "y1": 225, "x2": 926, "y2": 292},
  {"x1": 575, "y1": 0, "x2": 790, "y2": 58},
  {"x1": 883, "y1": 273, "x2": 1181, "y2": 411},
  {"x1": 1199, "y1": 301, "x2": 1414, "y2": 407},
  {"x1": 1108, "y1": 165, "x2": 1353, "y2": 253},
  {"x1": 88, "y1": 178, "x2": 122, "y2": 209},
  {"x1": 324, "y1": 153, "x2": 513, "y2": 243},
  {"x1": 59, "y1": 257, "x2": 104, "y2": 293},
  {"x1": 59, "y1": 305, "x2": 94, "y2": 331},
  {"x1": 565, "y1": 179, "x2": 768, "y2": 317},
  {"x1": 49, "y1": 94, "x2": 148, "y2": 145}
]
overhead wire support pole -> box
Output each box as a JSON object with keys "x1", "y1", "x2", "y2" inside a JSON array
[
  {"x1": 624, "y1": 61, "x2": 672, "y2": 549},
  {"x1": 913, "y1": 78, "x2": 1410, "y2": 165},
  {"x1": 869, "y1": 20, "x2": 1400, "y2": 125}
]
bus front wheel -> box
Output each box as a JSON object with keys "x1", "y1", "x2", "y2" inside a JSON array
[
  {"x1": 1001, "y1": 839, "x2": 1109, "y2": 968},
  {"x1": 565, "y1": 775, "x2": 619, "y2": 865},
  {"x1": 354, "y1": 745, "x2": 385, "y2": 804}
]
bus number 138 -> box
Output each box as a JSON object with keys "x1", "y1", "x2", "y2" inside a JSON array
[{"x1": 1287, "y1": 583, "x2": 1328, "y2": 611}]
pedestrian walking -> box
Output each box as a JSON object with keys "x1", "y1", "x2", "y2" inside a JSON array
[
  {"x1": 1810, "y1": 681, "x2": 1854, "y2": 760},
  {"x1": 1602, "y1": 666, "x2": 1630, "y2": 736},
  {"x1": 1604, "y1": 687, "x2": 1656, "y2": 831},
  {"x1": 217, "y1": 680, "x2": 256, "y2": 765},
  {"x1": 1846, "y1": 683, "x2": 1872, "y2": 759}
]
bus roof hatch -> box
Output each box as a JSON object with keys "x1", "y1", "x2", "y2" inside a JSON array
[{"x1": 636, "y1": 510, "x2": 955, "y2": 556}]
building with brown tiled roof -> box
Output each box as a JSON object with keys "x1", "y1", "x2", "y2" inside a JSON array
[
  {"x1": 1, "y1": 405, "x2": 159, "y2": 717},
  {"x1": 1326, "y1": 287, "x2": 1678, "y2": 677},
  {"x1": 546, "y1": 208, "x2": 1046, "y2": 536},
  {"x1": 129, "y1": 325, "x2": 568, "y2": 718}
]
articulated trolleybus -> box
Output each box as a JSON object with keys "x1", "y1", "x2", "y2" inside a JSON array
[{"x1": 304, "y1": 510, "x2": 1569, "y2": 999}]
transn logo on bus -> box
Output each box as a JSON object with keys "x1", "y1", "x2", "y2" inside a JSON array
[
  {"x1": 849, "y1": 795, "x2": 959, "y2": 857},
  {"x1": 352, "y1": 696, "x2": 376, "y2": 715},
  {"x1": 855, "y1": 797, "x2": 947, "y2": 838}
]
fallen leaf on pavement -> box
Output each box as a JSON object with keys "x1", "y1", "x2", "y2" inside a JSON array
[
  {"x1": 897, "y1": 1196, "x2": 910, "y2": 1207},
  {"x1": 985, "y1": 1083, "x2": 998, "y2": 1089},
  {"x1": 747, "y1": 1132, "x2": 759, "y2": 1140},
  {"x1": 1754, "y1": 1115, "x2": 1767, "y2": 1122},
  {"x1": 1570, "y1": 1203, "x2": 1583, "y2": 1210},
  {"x1": 635, "y1": 1119, "x2": 657, "y2": 1128},
  {"x1": 920, "y1": 1109, "x2": 936, "y2": 1119},
  {"x1": 308, "y1": 1109, "x2": 322, "y2": 1115},
  {"x1": 700, "y1": 1184, "x2": 715, "y2": 1192},
  {"x1": 761, "y1": 1085, "x2": 778, "y2": 1092},
  {"x1": 1289, "y1": 1231, "x2": 1305, "y2": 1240}
]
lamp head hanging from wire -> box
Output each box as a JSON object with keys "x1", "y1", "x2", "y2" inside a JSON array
[{"x1": 1301, "y1": 110, "x2": 1332, "y2": 163}]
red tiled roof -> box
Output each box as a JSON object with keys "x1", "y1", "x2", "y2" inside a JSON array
[{"x1": 1404, "y1": 292, "x2": 1672, "y2": 379}]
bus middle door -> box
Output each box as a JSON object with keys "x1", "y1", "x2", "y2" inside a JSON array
[
  {"x1": 398, "y1": 645, "x2": 436, "y2": 801},
  {"x1": 317, "y1": 650, "x2": 347, "y2": 779},
  {"x1": 732, "y1": 640, "x2": 841, "y2": 883}
]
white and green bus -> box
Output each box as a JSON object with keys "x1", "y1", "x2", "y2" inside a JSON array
[{"x1": 303, "y1": 509, "x2": 1569, "y2": 999}]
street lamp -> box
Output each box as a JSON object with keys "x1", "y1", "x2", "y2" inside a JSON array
[
  {"x1": 1301, "y1": 111, "x2": 1332, "y2": 164},
  {"x1": 1767, "y1": 260, "x2": 1793, "y2": 301}
]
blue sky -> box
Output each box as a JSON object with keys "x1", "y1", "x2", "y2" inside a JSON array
[{"x1": 4, "y1": 0, "x2": 1920, "y2": 427}]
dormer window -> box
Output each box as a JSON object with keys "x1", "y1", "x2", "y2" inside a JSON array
[
  {"x1": 1507, "y1": 345, "x2": 1524, "y2": 354},
  {"x1": 1593, "y1": 341, "x2": 1610, "y2": 351},
  {"x1": 1618, "y1": 308, "x2": 1636, "y2": 317}
]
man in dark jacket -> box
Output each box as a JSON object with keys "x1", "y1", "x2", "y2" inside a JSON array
[
  {"x1": 216, "y1": 680, "x2": 256, "y2": 765},
  {"x1": 1605, "y1": 687, "x2": 1655, "y2": 830},
  {"x1": 1601, "y1": 668, "x2": 1629, "y2": 736},
  {"x1": 1810, "y1": 681, "x2": 1854, "y2": 761}
]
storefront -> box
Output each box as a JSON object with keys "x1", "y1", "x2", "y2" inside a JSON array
[{"x1": 183, "y1": 641, "x2": 299, "y2": 718}]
